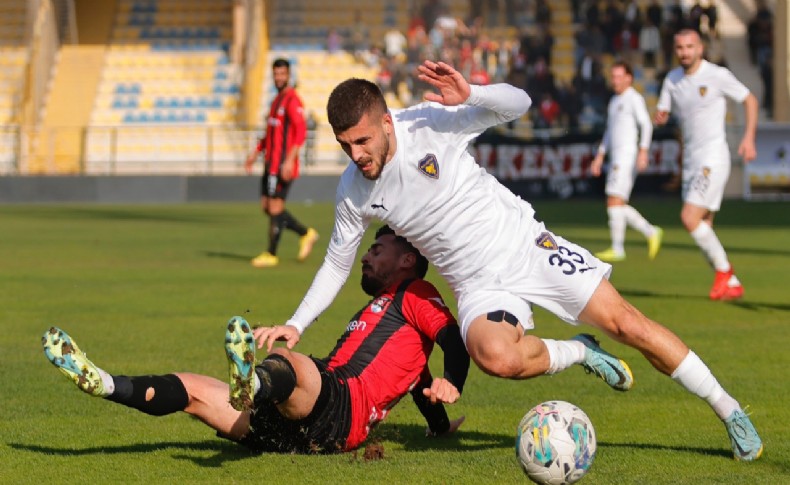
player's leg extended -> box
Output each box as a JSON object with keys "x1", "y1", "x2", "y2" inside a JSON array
[
  {"x1": 43, "y1": 327, "x2": 244, "y2": 433},
  {"x1": 175, "y1": 373, "x2": 250, "y2": 440},
  {"x1": 579, "y1": 279, "x2": 763, "y2": 460},
  {"x1": 225, "y1": 316, "x2": 321, "y2": 418}
]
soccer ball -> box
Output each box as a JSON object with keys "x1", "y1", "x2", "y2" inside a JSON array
[{"x1": 516, "y1": 400, "x2": 596, "y2": 485}]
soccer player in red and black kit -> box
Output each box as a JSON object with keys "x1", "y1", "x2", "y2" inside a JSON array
[
  {"x1": 43, "y1": 226, "x2": 469, "y2": 454},
  {"x1": 245, "y1": 58, "x2": 319, "y2": 268}
]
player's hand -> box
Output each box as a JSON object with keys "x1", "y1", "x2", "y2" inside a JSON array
[
  {"x1": 252, "y1": 325, "x2": 301, "y2": 352},
  {"x1": 422, "y1": 377, "x2": 460, "y2": 404},
  {"x1": 244, "y1": 153, "x2": 257, "y2": 174},
  {"x1": 417, "y1": 60, "x2": 471, "y2": 106},
  {"x1": 590, "y1": 153, "x2": 604, "y2": 177},
  {"x1": 281, "y1": 158, "x2": 295, "y2": 182},
  {"x1": 636, "y1": 148, "x2": 649, "y2": 172},
  {"x1": 426, "y1": 415, "x2": 466, "y2": 437},
  {"x1": 654, "y1": 110, "x2": 669, "y2": 125},
  {"x1": 738, "y1": 137, "x2": 757, "y2": 163}
]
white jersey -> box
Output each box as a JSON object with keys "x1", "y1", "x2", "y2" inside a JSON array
[
  {"x1": 599, "y1": 86, "x2": 652, "y2": 156},
  {"x1": 286, "y1": 84, "x2": 533, "y2": 333},
  {"x1": 657, "y1": 60, "x2": 749, "y2": 164}
]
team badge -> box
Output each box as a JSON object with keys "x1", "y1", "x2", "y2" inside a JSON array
[
  {"x1": 370, "y1": 296, "x2": 392, "y2": 313},
  {"x1": 535, "y1": 232, "x2": 558, "y2": 250},
  {"x1": 702, "y1": 167, "x2": 711, "y2": 177},
  {"x1": 699, "y1": 86, "x2": 707, "y2": 97},
  {"x1": 418, "y1": 154, "x2": 439, "y2": 179}
]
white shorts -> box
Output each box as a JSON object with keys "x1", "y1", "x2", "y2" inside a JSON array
[
  {"x1": 605, "y1": 151, "x2": 637, "y2": 201},
  {"x1": 455, "y1": 225, "x2": 612, "y2": 343},
  {"x1": 682, "y1": 162, "x2": 730, "y2": 213}
]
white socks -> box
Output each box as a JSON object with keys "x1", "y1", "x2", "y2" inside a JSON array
[
  {"x1": 621, "y1": 205, "x2": 656, "y2": 238},
  {"x1": 543, "y1": 339, "x2": 586, "y2": 375},
  {"x1": 97, "y1": 368, "x2": 115, "y2": 396},
  {"x1": 671, "y1": 350, "x2": 740, "y2": 420},
  {"x1": 607, "y1": 205, "x2": 656, "y2": 254},
  {"x1": 607, "y1": 206, "x2": 627, "y2": 254},
  {"x1": 690, "y1": 222, "x2": 730, "y2": 272}
]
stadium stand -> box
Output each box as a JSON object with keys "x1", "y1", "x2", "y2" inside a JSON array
[
  {"x1": 84, "y1": 0, "x2": 248, "y2": 174},
  {"x1": 0, "y1": 0, "x2": 27, "y2": 174}
]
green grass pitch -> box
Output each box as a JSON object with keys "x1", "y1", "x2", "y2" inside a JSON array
[{"x1": 1, "y1": 198, "x2": 789, "y2": 484}]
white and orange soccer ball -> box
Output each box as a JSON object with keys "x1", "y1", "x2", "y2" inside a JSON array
[{"x1": 516, "y1": 400, "x2": 596, "y2": 485}]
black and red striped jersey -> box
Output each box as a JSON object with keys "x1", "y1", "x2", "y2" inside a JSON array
[
  {"x1": 258, "y1": 87, "x2": 306, "y2": 178},
  {"x1": 321, "y1": 277, "x2": 456, "y2": 450}
]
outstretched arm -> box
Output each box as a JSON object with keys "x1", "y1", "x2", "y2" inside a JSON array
[{"x1": 738, "y1": 93, "x2": 758, "y2": 163}]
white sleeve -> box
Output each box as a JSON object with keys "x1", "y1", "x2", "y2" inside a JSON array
[
  {"x1": 657, "y1": 77, "x2": 672, "y2": 112},
  {"x1": 459, "y1": 83, "x2": 532, "y2": 133},
  {"x1": 285, "y1": 181, "x2": 367, "y2": 334},
  {"x1": 634, "y1": 93, "x2": 653, "y2": 149},
  {"x1": 718, "y1": 67, "x2": 750, "y2": 103}
]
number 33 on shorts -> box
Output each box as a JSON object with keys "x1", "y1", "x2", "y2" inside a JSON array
[{"x1": 535, "y1": 232, "x2": 599, "y2": 275}]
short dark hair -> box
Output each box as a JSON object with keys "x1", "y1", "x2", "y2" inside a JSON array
[
  {"x1": 611, "y1": 60, "x2": 633, "y2": 77},
  {"x1": 374, "y1": 225, "x2": 429, "y2": 279},
  {"x1": 272, "y1": 58, "x2": 290, "y2": 70},
  {"x1": 327, "y1": 78, "x2": 388, "y2": 133}
]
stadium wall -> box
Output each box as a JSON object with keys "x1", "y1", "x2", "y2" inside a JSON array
[{"x1": 0, "y1": 175, "x2": 340, "y2": 204}]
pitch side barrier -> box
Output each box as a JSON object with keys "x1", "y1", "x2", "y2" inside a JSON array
[{"x1": 475, "y1": 126, "x2": 682, "y2": 200}]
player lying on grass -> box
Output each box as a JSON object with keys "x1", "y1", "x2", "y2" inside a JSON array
[{"x1": 43, "y1": 225, "x2": 469, "y2": 454}]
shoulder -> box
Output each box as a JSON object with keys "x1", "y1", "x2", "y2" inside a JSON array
[{"x1": 665, "y1": 67, "x2": 685, "y2": 84}]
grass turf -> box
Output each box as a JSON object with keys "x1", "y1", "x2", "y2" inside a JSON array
[{"x1": 1, "y1": 199, "x2": 789, "y2": 484}]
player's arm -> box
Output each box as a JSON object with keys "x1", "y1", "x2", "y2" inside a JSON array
[
  {"x1": 591, "y1": 124, "x2": 609, "y2": 177},
  {"x1": 281, "y1": 98, "x2": 308, "y2": 181},
  {"x1": 410, "y1": 367, "x2": 465, "y2": 437},
  {"x1": 244, "y1": 137, "x2": 265, "y2": 174},
  {"x1": 654, "y1": 79, "x2": 672, "y2": 125},
  {"x1": 635, "y1": 95, "x2": 653, "y2": 171},
  {"x1": 738, "y1": 92, "x2": 758, "y2": 163},
  {"x1": 417, "y1": 60, "x2": 531, "y2": 130}
]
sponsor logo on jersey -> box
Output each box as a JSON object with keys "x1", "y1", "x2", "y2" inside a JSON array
[
  {"x1": 699, "y1": 86, "x2": 707, "y2": 97},
  {"x1": 418, "y1": 154, "x2": 440, "y2": 179},
  {"x1": 370, "y1": 296, "x2": 392, "y2": 313},
  {"x1": 346, "y1": 319, "x2": 367, "y2": 332},
  {"x1": 535, "y1": 232, "x2": 558, "y2": 250}
]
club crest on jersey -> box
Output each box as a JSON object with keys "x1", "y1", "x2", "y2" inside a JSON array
[
  {"x1": 699, "y1": 86, "x2": 707, "y2": 97},
  {"x1": 702, "y1": 167, "x2": 711, "y2": 177},
  {"x1": 370, "y1": 296, "x2": 392, "y2": 313},
  {"x1": 418, "y1": 154, "x2": 439, "y2": 179},
  {"x1": 535, "y1": 232, "x2": 558, "y2": 250}
]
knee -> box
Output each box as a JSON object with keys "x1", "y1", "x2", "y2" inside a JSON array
[
  {"x1": 470, "y1": 339, "x2": 525, "y2": 378},
  {"x1": 607, "y1": 303, "x2": 653, "y2": 345}
]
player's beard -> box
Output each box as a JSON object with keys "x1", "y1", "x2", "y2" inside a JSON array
[
  {"x1": 361, "y1": 267, "x2": 390, "y2": 296},
  {"x1": 361, "y1": 133, "x2": 390, "y2": 180}
]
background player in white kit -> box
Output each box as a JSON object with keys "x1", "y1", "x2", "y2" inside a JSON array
[
  {"x1": 655, "y1": 29, "x2": 758, "y2": 300},
  {"x1": 257, "y1": 60, "x2": 763, "y2": 461},
  {"x1": 591, "y1": 61, "x2": 663, "y2": 263}
]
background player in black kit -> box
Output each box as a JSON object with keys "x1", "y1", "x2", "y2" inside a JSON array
[{"x1": 43, "y1": 226, "x2": 469, "y2": 454}]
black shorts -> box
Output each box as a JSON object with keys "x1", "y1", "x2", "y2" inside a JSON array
[
  {"x1": 260, "y1": 173, "x2": 291, "y2": 199},
  {"x1": 235, "y1": 357, "x2": 353, "y2": 454}
]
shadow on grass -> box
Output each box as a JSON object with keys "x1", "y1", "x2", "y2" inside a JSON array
[
  {"x1": 8, "y1": 440, "x2": 259, "y2": 467},
  {"x1": 598, "y1": 440, "x2": 732, "y2": 459},
  {"x1": 369, "y1": 423, "x2": 513, "y2": 452},
  {"x1": 618, "y1": 288, "x2": 790, "y2": 312},
  {"x1": 203, "y1": 250, "x2": 253, "y2": 262}
]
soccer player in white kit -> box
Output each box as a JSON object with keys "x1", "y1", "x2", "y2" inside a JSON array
[
  {"x1": 256, "y1": 60, "x2": 762, "y2": 461},
  {"x1": 655, "y1": 29, "x2": 758, "y2": 300},
  {"x1": 591, "y1": 61, "x2": 663, "y2": 262}
]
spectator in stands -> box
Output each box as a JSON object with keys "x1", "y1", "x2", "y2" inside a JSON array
[
  {"x1": 556, "y1": 81, "x2": 584, "y2": 129},
  {"x1": 245, "y1": 59, "x2": 318, "y2": 269},
  {"x1": 535, "y1": 0, "x2": 552, "y2": 26},
  {"x1": 534, "y1": 92, "x2": 561, "y2": 129},
  {"x1": 326, "y1": 28, "x2": 343, "y2": 55},
  {"x1": 639, "y1": 18, "x2": 661, "y2": 68},
  {"x1": 646, "y1": 0, "x2": 663, "y2": 30},
  {"x1": 705, "y1": 1, "x2": 718, "y2": 38},
  {"x1": 349, "y1": 10, "x2": 371, "y2": 63}
]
